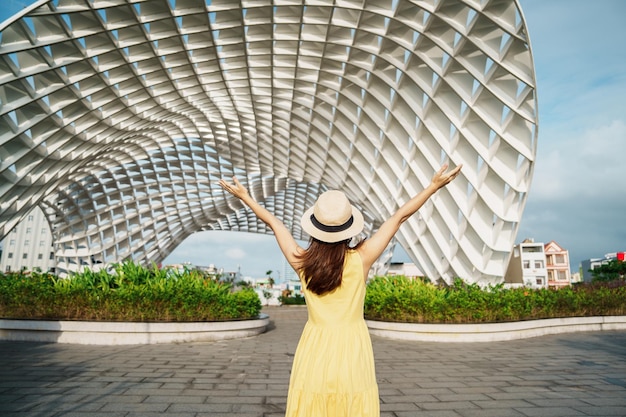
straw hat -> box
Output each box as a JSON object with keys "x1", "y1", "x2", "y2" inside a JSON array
[{"x1": 301, "y1": 190, "x2": 364, "y2": 243}]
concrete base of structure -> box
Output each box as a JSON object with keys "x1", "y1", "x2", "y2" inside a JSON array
[
  {"x1": 0, "y1": 314, "x2": 270, "y2": 345},
  {"x1": 366, "y1": 315, "x2": 626, "y2": 342}
]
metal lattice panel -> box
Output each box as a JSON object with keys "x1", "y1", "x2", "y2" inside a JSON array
[{"x1": 0, "y1": 0, "x2": 537, "y2": 282}]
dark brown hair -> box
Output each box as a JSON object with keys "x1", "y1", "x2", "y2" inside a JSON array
[{"x1": 296, "y1": 238, "x2": 363, "y2": 295}]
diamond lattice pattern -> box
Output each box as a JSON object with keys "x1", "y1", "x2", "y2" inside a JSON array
[{"x1": 0, "y1": 0, "x2": 537, "y2": 283}]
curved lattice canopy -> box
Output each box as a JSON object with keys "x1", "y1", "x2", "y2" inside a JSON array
[{"x1": 0, "y1": 0, "x2": 537, "y2": 283}]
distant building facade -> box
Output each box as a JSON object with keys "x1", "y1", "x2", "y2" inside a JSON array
[
  {"x1": 544, "y1": 241, "x2": 571, "y2": 289},
  {"x1": 504, "y1": 239, "x2": 548, "y2": 289},
  {"x1": 386, "y1": 262, "x2": 425, "y2": 280},
  {"x1": 580, "y1": 252, "x2": 626, "y2": 283},
  {"x1": 0, "y1": 207, "x2": 55, "y2": 274}
]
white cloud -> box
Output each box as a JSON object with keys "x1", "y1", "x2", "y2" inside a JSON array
[
  {"x1": 518, "y1": 118, "x2": 626, "y2": 266},
  {"x1": 225, "y1": 247, "x2": 246, "y2": 259},
  {"x1": 532, "y1": 120, "x2": 626, "y2": 200}
]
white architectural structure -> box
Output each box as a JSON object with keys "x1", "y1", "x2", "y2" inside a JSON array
[{"x1": 0, "y1": 0, "x2": 538, "y2": 283}]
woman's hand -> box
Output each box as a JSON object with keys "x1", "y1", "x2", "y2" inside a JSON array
[
  {"x1": 430, "y1": 163, "x2": 462, "y2": 191},
  {"x1": 219, "y1": 176, "x2": 249, "y2": 200}
]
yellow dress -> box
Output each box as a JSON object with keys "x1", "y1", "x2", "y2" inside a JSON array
[{"x1": 285, "y1": 250, "x2": 380, "y2": 417}]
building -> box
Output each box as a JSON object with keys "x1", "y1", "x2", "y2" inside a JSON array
[
  {"x1": 570, "y1": 271, "x2": 583, "y2": 284},
  {"x1": 0, "y1": 207, "x2": 55, "y2": 274},
  {"x1": 285, "y1": 279, "x2": 304, "y2": 298},
  {"x1": 386, "y1": 262, "x2": 425, "y2": 280},
  {"x1": 544, "y1": 241, "x2": 571, "y2": 289},
  {"x1": 580, "y1": 252, "x2": 626, "y2": 283},
  {"x1": 504, "y1": 239, "x2": 548, "y2": 289},
  {"x1": 0, "y1": 0, "x2": 538, "y2": 286}
]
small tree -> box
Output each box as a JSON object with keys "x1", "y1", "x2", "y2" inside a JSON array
[
  {"x1": 590, "y1": 259, "x2": 626, "y2": 282},
  {"x1": 236, "y1": 280, "x2": 251, "y2": 288}
]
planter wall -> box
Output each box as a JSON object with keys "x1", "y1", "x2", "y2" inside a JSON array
[
  {"x1": 0, "y1": 314, "x2": 269, "y2": 345},
  {"x1": 366, "y1": 316, "x2": 626, "y2": 343}
]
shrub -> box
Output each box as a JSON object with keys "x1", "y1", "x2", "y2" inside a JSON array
[
  {"x1": 0, "y1": 262, "x2": 262, "y2": 322},
  {"x1": 279, "y1": 294, "x2": 306, "y2": 305},
  {"x1": 364, "y1": 276, "x2": 626, "y2": 323}
]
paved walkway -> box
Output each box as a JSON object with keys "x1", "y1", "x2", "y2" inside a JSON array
[{"x1": 1, "y1": 306, "x2": 625, "y2": 417}]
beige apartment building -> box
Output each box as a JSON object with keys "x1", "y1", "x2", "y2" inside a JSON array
[{"x1": 544, "y1": 240, "x2": 571, "y2": 289}]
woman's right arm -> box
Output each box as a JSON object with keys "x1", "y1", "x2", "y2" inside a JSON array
[
  {"x1": 219, "y1": 177, "x2": 303, "y2": 269},
  {"x1": 358, "y1": 164, "x2": 462, "y2": 271}
]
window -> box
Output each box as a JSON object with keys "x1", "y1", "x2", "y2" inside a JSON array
[
  {"x1": 8, "y1": 252, "x2": 13, "y2": 259},
  {"x1": 536, "y1": 277, "x2": 544, "y2": 285},
  {"x1": 38, "y1": 253, "x2": 43, "y2": 260},
  {"x1": 50, "y1": 252, "x2": 54, "y2": 260},
  {"x1": 5, "y1": 266, "x2": 10, "y2": 272},
  {"x1": 22, "y1": 253, "x2": 28, "y2": 259},
  {"x1": 523, "y1": 260, "x2": 530, "y2": 269},
  {"x1": 557, "y1": 270, "x2": 568, "y2": 280},
  {"x1": 24, "y1": 239, "x2": 30, "y2": 246},
  {"x1": 522, "y1": 245, "x2": 542, "y2": 253},
  {"x1": 534, "y1": 260, "x2": 544, "y2": 269},
  {"x1": 9, "y1": 239, "x2": 15, "y2": 246},
  {"x1": 28, "y1": 215, "x2": 33, "y2": 221},
  {"x1": 556, "y1": 254, "x2": 566, "y2": 264},
  {"x1": 26, "y1": 227, "x2": 31, "y2": 234},
  {"x1": 40, "y1": 240, "x2": 46, "y2": 247}
]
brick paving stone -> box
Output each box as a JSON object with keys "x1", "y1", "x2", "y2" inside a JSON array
[
  {"x1": 0, "y1": 306, "x2": 624, "y2": 416},
  {"x1": 457, "y1": 409, "x2": 526, "y2": 417},
  {"x1": 572, "y1": 406, "x2": 626, "y2": 416},
  {"x1": 397, "y1": 411, "x2": 462, "y2": 417},
  {"x1": 515, "y1": 407, "x2": 587, "y2": 416}
]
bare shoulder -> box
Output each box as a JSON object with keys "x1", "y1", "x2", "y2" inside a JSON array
[{"x1": 355, "y1": 245, "x2": 374, "y2": 278}]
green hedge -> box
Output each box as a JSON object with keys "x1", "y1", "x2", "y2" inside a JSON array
[
  {"x1": 364, "y1": 276, "x2": 626, "y2": 323},
  {"x1": 0, "y1": 262, "x2": 262, "y2": 322},
  {"x1": 4, "y1": 266, "x2": 625, "y2": 324}
]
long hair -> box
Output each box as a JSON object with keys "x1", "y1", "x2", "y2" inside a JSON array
[{"x1": 296, "y1": 237, "x2": 363, "y2": 295}]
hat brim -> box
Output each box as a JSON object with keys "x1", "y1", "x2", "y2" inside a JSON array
[{"x1": 300, "y1": 205, "x2": 364, "y2": 243}]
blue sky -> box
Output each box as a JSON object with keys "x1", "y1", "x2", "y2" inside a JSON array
[{"x1": 2, "y1": 0, "x2": 625, "y2": 279}]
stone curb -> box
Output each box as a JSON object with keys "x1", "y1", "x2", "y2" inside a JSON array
[
  {"x1": 0, "y1": 314, "x2": 270, "y2": 345},
  {"x1": 366, "y1": 315, "x2": 626, "y2": 342}
]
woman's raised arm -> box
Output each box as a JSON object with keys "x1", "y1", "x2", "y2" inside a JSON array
[
  {"x1": 219, "y1": 177, "x2": 303, "y2": 269},
  {"x1": 358, "y1": 164, "x2": 462, "y2": 271}
]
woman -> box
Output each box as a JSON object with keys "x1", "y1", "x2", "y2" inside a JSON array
[{"x1": 219, "y1": 163, "x2": 461, "y2": 417}]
